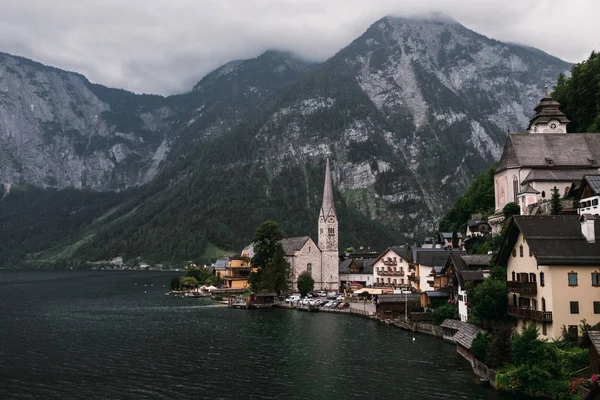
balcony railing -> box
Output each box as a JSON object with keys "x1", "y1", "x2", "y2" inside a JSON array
[
  {"x1": 382, "y1": 260, "x2": 397, "y2": 266},
  {"x1": 507, "y1": 281, "x2": 537, "y2": 295},
  {"x1": 378, "y1": 270, "x2": 404, "y2": 276},
  {"x1": 407, "y1": 274, "x2": 417, "y2": 281},
  {"x1": 507, "y1": 305, "x2": 552, "y2": 322}
]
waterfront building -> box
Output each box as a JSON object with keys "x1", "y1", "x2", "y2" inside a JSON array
[
  {"x1": 437, "y1": 254, "x2": 491, "y2": 322},
  {"x1": 282, "y1": 236, "x2": 322, "y2": 290},
  {"x1": 412, "y1": 249, "x2": 466, "y2": 292},
  {"x1": 492, "y1": 93, "x2": 600, "y2": 230},
  {"x1": 280, "y1": 158, "x2": 340, "y2": 291},
  {"x1": 497, "y1": 214, "x2": 600, "y2": 340},
  {"x1": 339, "y1": 258, "x2": 374, "y2": 289},
  {"x1": 375, "y1": 294, "x2": 421, "y2": 320},
  {"x1": 224, "y1": 255, "x2": 253, "y2": 289},
  {"x1": 453, "y1": 322, "x2": 487, "y2": 364},
  {"x1": 372, "y1": 246, "x2": 412, "y2": 288}
]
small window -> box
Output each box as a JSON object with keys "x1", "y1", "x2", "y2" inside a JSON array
[
  {"x1": 593, "y1": 273, "x2": 600, "y2": 287},
  {"x1": 594, "y1": 199, "x2": 599, "y2": 207},
  {"x1": 540, "y1": 272, "x2": 545, "y2": 287},
  {"x1": 568, "y1": 272, "x2": 578, "y2": 286},
  {"x1": 594, "y1": 301, "x2": 600, "y2": 314},
  {"x1": 542, "y1": 323, "x2": 547, "y2": 336},
  {"x1": 541, "y1": 297, "x2": 546, "y2": 312},
  {"x1": 512, "y1": 249, "x2": 517, "y2": 258},
  {"x1": 570, "y1": 301, "x2": 579, "y2": 314},
  {"x1": 529, "y1": 273, "x2": 536, "y2": 283},
  {"x1": 512, "y1": 271, "x2": 516, "y2": 281},
  {"x1": 519, "y1": 245, "x2": 524, "y2": 257},
  {"x1": 542, "y1": 191, "x2": 546, "y2": 198},
  {"x1": 307, "y1": 263, "x2": 312, "y2": 275}
]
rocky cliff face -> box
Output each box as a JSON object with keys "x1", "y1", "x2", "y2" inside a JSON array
[{"x1": 0, "y1": 53, "x2": 178, "y2": 190}]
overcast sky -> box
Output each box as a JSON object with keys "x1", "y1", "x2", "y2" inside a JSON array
[{"x1": 0, "y1": 0, "x2": 597, "y2": 95}]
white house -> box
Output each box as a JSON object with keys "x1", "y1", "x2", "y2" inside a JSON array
[
  {"x1": 576, "y1": 175, "x2": 600, "y2": 216},
  {"x1": 372, "y1": 246, "x2": 412, "y2": 288}
]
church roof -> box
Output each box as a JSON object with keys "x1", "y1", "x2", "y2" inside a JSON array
[
  {"x1": 497, "y1": 133, "x2": 600, "y2": 173},
  {"x1": 517, "y1": 183, "x2": 540, "y2": 195},
  {"x1": 522, "y1": 168, "x2": 598, "y2": 184},
  {"x1": 280, "y1": 236, "x2": 311, "y2": 255},
  {"x1": 320, "y1": 158, "x2": 336, "y2": 218}
]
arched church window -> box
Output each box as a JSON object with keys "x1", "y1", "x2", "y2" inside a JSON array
[
  {"x1": 513, "y1": 176, "x2": 519, "y2": 203},
  {"x1": 541, "y1": 191, "x2": 546, "y2": 198},
  {"x1": 328, "y1": 227, "x2": 335, "y2": 235},
  {"x1": 307, "y1": 263, "x2": 312, "y2": 275}
]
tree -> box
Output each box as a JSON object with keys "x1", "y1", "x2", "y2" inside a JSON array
[
  {"x1": 451, "y1": 231, "x2": 459, "y2": 249},
  {"x1": 511, "y1": 325, "x2": 546, "y2": 366},
  {"x1": 261, "y1": 246, "x2": 291, "y2": 295},
  {"x1": 471, "y1": 332, "x2": 490, "y2": 361},
  {"x1": 468, "y1": 278, "x2": 508, "y2": 325},
  {"x1": 502, "y1": 202, "x2": 520, "y2": 219},
  {"x1": 179, "y1": 276, "x2": 199, "y2": 290},
  {"x1": 297, "y1": 271, "x2": 315, "y2": 296},
  {"x1": 252, "y1": 220, "x2": 287, "y2": 269},
  {"x1": 431, "y1": 303, "x2": 459, "y2": 325},
  {"x1": 550, "y1": 186, "x2": 563, "y2": 215}
]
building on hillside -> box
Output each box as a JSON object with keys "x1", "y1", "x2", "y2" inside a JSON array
[
  {"x1": 439, "y1": 232, "x2": 463, "y2": 249},
  {"x1": 372, "y1": 246, "x2": 412, "y2": 288},
  {"x1": 224, "y1": 255, "x2": 253, "y2": 289},
  {"x1": 412, "y1": 249, "x2": 466, "y2": 292},
  {"x1": 346, "y1": 247, "x2": 379, "y2": 259},
  {"x1": 277, "y1": 158, "x2": 339, "y2": 291},
  {"x1": 422, "y1": 237, "x2": 436, "y2": 248},
  {"x1": 573, "y1": 175, "x2": 600, "y2": 216},
  {"x1": 465, "y1": 214, "x2": 491, "y2": 238},
  {"x1": 492, "y1": 93, "x2": 600, "y2": 230},
  {"x1": 497, "y1": 214, "x2": 600, "y2": 340},
  {"x1": 339, "y1": 258, "x2": 374, "y2": 289},
  {"x1": 438, "y1": 254, "x2": 491, "y2": 322}
]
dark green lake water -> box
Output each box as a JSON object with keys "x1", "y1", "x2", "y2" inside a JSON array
[{"x1": 0, "y1": 271, "x2": 524, "y2": 399}]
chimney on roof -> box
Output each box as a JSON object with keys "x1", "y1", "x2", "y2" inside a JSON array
[{"x1": 580, "y1": 214, "x2": 596, "y2": 243}]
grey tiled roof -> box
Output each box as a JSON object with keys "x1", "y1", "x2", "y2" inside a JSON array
[
  {"x1": 461, "y1": 255, "x2": 492, "y2": 268},
  {"x1": 497, "y1": 133, "x2": 600, "y2": 173},
  {"x1": 415, "y1": 250, "x2": 465, "y2": 267},
  {"x1": 378, "y1": 294, "x2": 421, "y2": 303},
  {"x1": 440, "y1": 319, "x2": 465, "y2": 331},
  {"x1": 281, "y1": 236, "x2": 311, "y2": 255},
  {"x1": 522, "y1": 169, "x2": 598, "y2": 183},
  {"x1": 588, "y1": 331, "x2": 600, "y2": 352},
  {"x1": 497, "y1": 215, "x2": 600, "y2": 266},
  {"x1": 453, "y1": 323, "x2": 486, "y2": 349},
  {"x1": 517, "y1": 184, "x2": 540, "y2": 195},
  {"x1": 583, "y1": 175, "x2": 600, "y2": 196},
  {"x1": 424, "y1": 290, "x2": 450, "y2": 298}
]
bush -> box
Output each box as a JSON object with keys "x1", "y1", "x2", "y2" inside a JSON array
[
  {"x1": 511, "y1": 325, "x2": 545, "y2": 366},
  {"x1": 471, "y1": 332, "x2": 490, "y2": 362},
  {"x1": 431, "y1": 303, "x2": 458, "y2": 325}
]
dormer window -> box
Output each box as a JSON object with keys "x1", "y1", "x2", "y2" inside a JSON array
[
  {"x1": 545, "y1": 157, "x2": 553, "y2": 165},
  {"x1": 589, "y1": 158, "x2": 597, "y2": 165}
]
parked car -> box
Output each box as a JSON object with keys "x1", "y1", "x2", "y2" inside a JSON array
[
  {"x1": 336, "y1": 295, "x2": 344, "y2": 301},
  {"x1": 338, "y1": 302, "x2": 350, "y2": 309},
  {"x1": 317, "y1": 291, "x2": 327, "y2": 297},
  {"x1": 320, "y1": 301, "x2": 332, "y2": 307},
  {"x1": 326, "y1": 291, "x2": 338, "y2": 300},
  {"x1": 329, "y1": 301, "x2": 340, "y2": 308},
  {"x1": 286, "y1": 295, "x2": 301, "y2": 303}
]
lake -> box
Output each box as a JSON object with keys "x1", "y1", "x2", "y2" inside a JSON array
[{"x1": 0, "y1": 270, "x2": 524, "y2": 399}]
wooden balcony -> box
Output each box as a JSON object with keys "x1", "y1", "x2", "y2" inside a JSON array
[
  {"x1": 507, "y1": 281, "x2": 537, "y2": 295},
  {"x1": 382, "y1": 260, "x2": 397, "y2": 266},
  {"x1": 407, "y1": 274, "x2": 418, "y2": 281},
  {"x1": 507, "y1": 305, "x2": 552, "y2": 322},
  {"x1": 378, "y1": 270, "x2": 404, "y2": 276}
]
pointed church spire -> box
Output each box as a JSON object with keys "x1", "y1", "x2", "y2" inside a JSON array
[{"x1": 320, "y1": 158, "x2": 335, "y2": 217}]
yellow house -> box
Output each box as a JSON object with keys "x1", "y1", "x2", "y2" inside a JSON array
[
  {"x1": 498, "y1": 214, "x2": 600, "y2": 340},
  {"x1": 224, "y1": 255, "x2": 253, "y2": 289}
]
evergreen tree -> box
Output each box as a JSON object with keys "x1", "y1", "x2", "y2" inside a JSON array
[
  {"x1": 248, "y1": 220, "x2": 290, "y2": 294},
  {"x1": 297, "y1": 271, "x2": 315, "y2": 296},
  {"x1": 550, "y1": 186, "x2": 562, "y2": 215}
]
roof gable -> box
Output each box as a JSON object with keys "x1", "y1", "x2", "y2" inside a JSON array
[
  {"x1": 281, "y1": 236, "x2": 312, "y2": 256},
  {"x1": 373, "y1": 246, "x2": 412, "y2": 264},
  {"x1": 415, "y1": 249, "x2": 465, "y2": 267}
]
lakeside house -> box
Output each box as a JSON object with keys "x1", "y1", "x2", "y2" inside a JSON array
[
  {"x1": 412, "y1": 249, "x2": 466, "y2": 292},
  {"x1": 453, "y1": 322, "x2": 487, "y2": 364},
  {"x1": 224, "y1": 255, "x2": 253, "y2": 289},
  {"x1": 437, "y1": 254, "x2": 491, "y2": 322},
  {"x1": 375, "y1": 294, "x2": 421, "y2": 320},
  {"x1": 372, "y1": 246, "x2": 412, "y2": 288},
  {"x1": 339, "y1": 258, "x2": 374, "y2": 289},
  {"x1": 497, "y1": 214, "x2": 600, "y2": 340}
]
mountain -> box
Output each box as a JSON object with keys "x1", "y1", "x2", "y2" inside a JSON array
[{"x1": 0, "y1": 15, "x2": 572, "y2": 266}]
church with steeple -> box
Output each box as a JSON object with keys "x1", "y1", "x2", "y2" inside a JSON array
[{"x1": 280, "y1": 158, "x2": 339, "y2": 291}]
